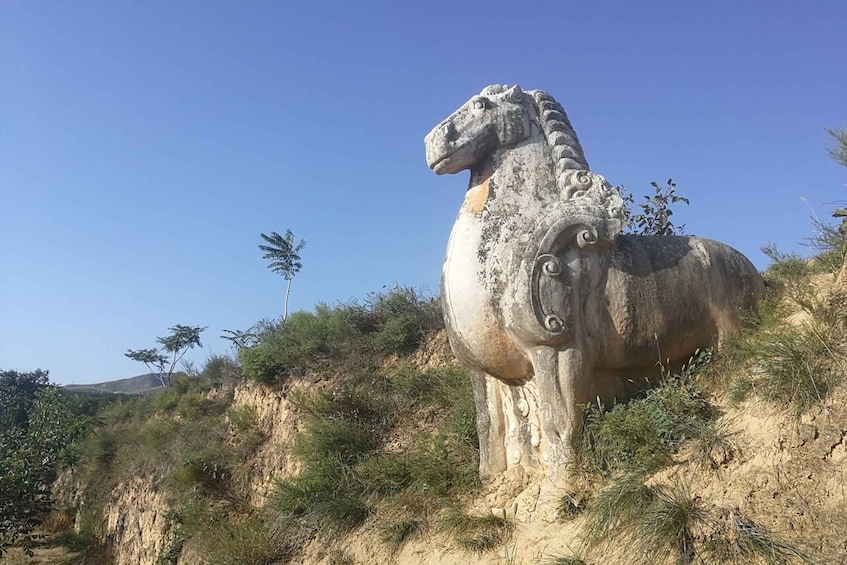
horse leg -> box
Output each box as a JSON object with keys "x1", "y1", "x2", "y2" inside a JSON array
[
  {"x1": 470, "y1": 369, "x2": 507, "y2": 476},
  {"x1": 528, "y1": 343, "x2": 595, "y2": 482},
  {"x1": 554, "y1": 345, "x2": 594, "y2": 466}
]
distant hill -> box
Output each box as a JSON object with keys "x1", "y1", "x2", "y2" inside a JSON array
[{"x1": 64, "y1": 373, "x2": 166, "y2": 395}]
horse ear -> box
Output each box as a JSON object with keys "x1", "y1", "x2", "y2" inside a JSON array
[
  {"x1": 481, "y1": 84, "x2": 508, "y2": 96},
  {"x1": 505, "y1": 85, "x2": 524, "y2": 102}
]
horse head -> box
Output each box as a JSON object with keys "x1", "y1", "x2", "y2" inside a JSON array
[
  {"x1": 425, "y1": 85, "x2": 590, "y2": 194},
  {"x1": 425, "y1": 84, "x2": 532, "y2": 175}
]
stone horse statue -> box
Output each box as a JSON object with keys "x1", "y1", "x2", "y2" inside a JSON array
[{"x1": 425, "y1": 85, "x2": 764, "y2": 484}]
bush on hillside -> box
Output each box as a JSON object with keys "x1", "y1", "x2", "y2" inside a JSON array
[
  {"x1": 239, "y1": 287, "x2": 443, "y2": 386},
  {"x1": 0, "y1": 370, "x2": 90, "y2": 556},
  {"x1": 716, "y1": 247, "x2": 847, "y2": 415},
  {"x1": 270, "y1": 365, "x2": 477, "y2": 542},
  {"x1": 579, "y1": 368, "x2": 713, "y2": 475},
  {"x1": 582, "y1": 474, "x2": 814, "y2": 564}
]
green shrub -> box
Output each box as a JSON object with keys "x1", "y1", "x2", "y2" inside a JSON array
[
  {"x1": 366, "y1": 288, "x2": 442, "y2": 356},
  {"x1": 52, "y1": 530, "x2": 113, "y2": 564},
  {"x1": 239, "y1": 287, "x2": 443, "y2": 386},
  {"x1": 238, "y1": 306, "x2": 365, "y2": 384},
  {"x1": 448, "y1": 392, "x2": 478, "y2": 448},
  {"x1": 176, "y1": 393, "x2": 226, "y2": 419},
  {"x1": 272, "y1": 460, "x2": 344, "y2": 516},
  {"x1": 227, "y1": 405, "x2": 260, "y2": 435},
  {"x1": 294, "y1": 382, "x2": 393, "y2": 430},
  {"x1": 623, "y1": 179, "x2": 689, "y2": 236},
  {"x1": 722, "y1": 514, "x2": 815, "y2": 564},
  {"x1": 91, "y1": 429, "x2": 119, "y2": 467},
  {"x1": 173, "y1": 446, "x2": 232, "y2": 496},
  {"x1": 402, "y1": 435, "x2": 478, "y2": 496},
  {"x1": 271, "y1": 461, "x2": 369, "y2": 537},
  {"x1": 386, "y1": 363, "x2": 435, "y2": 405},
  {"x1": 387, "y1": 365, "x2": 469, "y2": 408},
  {"x1": 580, "y1": 374, "x2": 712, "y2": 474},
  {"x1": 308, "y1": 495, "x2": 370, "y2": 536},
  {"x1": 295, "y1": 418, "x2": 376, "y2": 467},
  {"x1": 200, "y1": 354, "x2": 241, "y2": 383},
  {"x1": 581, "y1": 473, "x2": 658, "y2": 547},
  {"x1": 151, "y1": 389, "x2": 180, "y2": 413},
  {"x1": 688, "y1": 419, "x2": 738, "y2": 471},
  {"x1": 582, "y1": 476, "x2": 706, "y2": 562},
  {"x1": 354, "y1": 454, "x2": 415, "y2": 496},
  {"x1": 806, "y1": 217, "x2": 847, "y2": 273},
  {"x1": 636, "y1": 481, "x2": 707, "y2": 564},
  {"x1": 270, "y1": 362, "x2": 478, "y2": 541},
  {"x1": 716, "y1": 243, "x2": 847, "y2": 415},
  {"x1": 761, "y1": 244, "x2": 820, "y2": 313},
  {"x1": 239, "y1": 344, "x2": 283, "y2": 385}
]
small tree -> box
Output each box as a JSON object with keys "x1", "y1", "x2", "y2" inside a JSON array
[
  {"x1": 826, "y1": 125, "x2": 847, "y2": 168},
  {"x1": 1, "y1": 370, "x2": 85, "y2": 556},
  {"x1": 807, "y1": 126, "x2": 847, "y2": 274},
  {"x1": 826, "y1": 126, "x2": 847, "y2": 235},
  {"x1": 126, "y1": 324, "x2": 206, "y2": 387},
  {"x1": 221, "y1": 319, "x2": 278, "y2": 351},
  {"x1": 623, "y1": 179, "x2": 690, "y2": 236},
  {"x1": 259, "y1": 230, "x2": 306, "y2": 322}
]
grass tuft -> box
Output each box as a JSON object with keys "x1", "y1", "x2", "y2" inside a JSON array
[
  {"x1": 581, "y1": 473, "x2": 658, "y2": 547},
  {"x1": 192, "y1": 514, "x2": 296, "y2": 565},
  {"x1": 441, "y1": 509, "x2": 515, "y2": 554},
  {"x1": 380, "y1": 518, "x2": 426, "y2": 553},
  {"x1": 731, "y1": 513, "x2": 816, "y2": 564},
  {"x1": 546, "y1": 550, "x2": 587, "y2": 565},
  {"x1": 688, "y1": 419, "x2": 738, "y2": 471},
  {"x1": 583, "y1": 475, "x2": 816, "y2": 564},
  {"x1": 557, "y1": 491, "x2": 589, "y2": 521},
  {"x1": 751, "y1": 322, "x2": 844, "y2": 414}
]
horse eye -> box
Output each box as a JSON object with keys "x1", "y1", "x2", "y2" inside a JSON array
[{"x1": 472, "y1": 99, "x2": 486, "y2": 110}]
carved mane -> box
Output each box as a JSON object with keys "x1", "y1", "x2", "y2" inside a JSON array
[
  {"x1": 479, "y1": 84, "x2": 589, "y2": 187},
  {"x1": 528, "y1": 89, "x2": 590, "y2": 181}
]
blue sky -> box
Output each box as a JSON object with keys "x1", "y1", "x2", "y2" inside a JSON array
[{"x1": 2, "y1": 1, "x2": 845, "y2": 385}]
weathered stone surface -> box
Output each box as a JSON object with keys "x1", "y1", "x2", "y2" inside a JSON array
[{"x1": 425, "y1": 84, "x2": 765, "y2": 485}]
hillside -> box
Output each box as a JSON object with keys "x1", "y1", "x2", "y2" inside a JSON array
[
  {"x1": 64, "y1": 374, "x2": 166, "y2": 395},
  {"x1": 5, "y1": 262, "x2": 847, "y2": 564}
]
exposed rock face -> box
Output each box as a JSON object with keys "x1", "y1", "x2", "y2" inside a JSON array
[
  {"x1": 103, "y1": 476, "x2": 173, "y2": 565},
  {"x1": 76, "y1": 382, "x2": 304, "y2": 565},
  {"x1": 229, "y1": 380, "x2": 302, "y2": 506},
  {"x1": 425, "y1": 84, "x2": 765, "y2": 485}
]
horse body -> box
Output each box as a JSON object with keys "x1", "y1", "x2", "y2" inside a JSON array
[
  {"x1": 426, "y1": 85, "x2": 764, "y2": 481},
  {"x1": 596, "y1": 235, "x2": 763, "y2": 372}
]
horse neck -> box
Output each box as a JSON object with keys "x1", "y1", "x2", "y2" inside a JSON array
[{"x1": 468, "y1": 133, "x2": 557, "y2": 208}]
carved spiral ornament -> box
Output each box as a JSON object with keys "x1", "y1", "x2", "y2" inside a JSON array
[
  {"x1": 544, "y1": 314, "x2": 565, "y2": 333},
  {"x1": 541, "y1": 257, "x2": 562, "y2": 276},
  {"x1": 530, "y1": 253, "x2": 572, "y2": 341},
  {"x1": 562, "y1": 171, "x2": 593, "y2": 200},
  {"x1": 575, "y1": 171, "x2": 591, "y2": 188},
  {"x1": 577, "y1": 228, "x2": 598, "y2": 248}
]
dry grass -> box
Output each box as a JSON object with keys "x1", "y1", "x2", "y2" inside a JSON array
[{"x1": 440, "y1": 508, "x2": 515, "y2": 554}]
